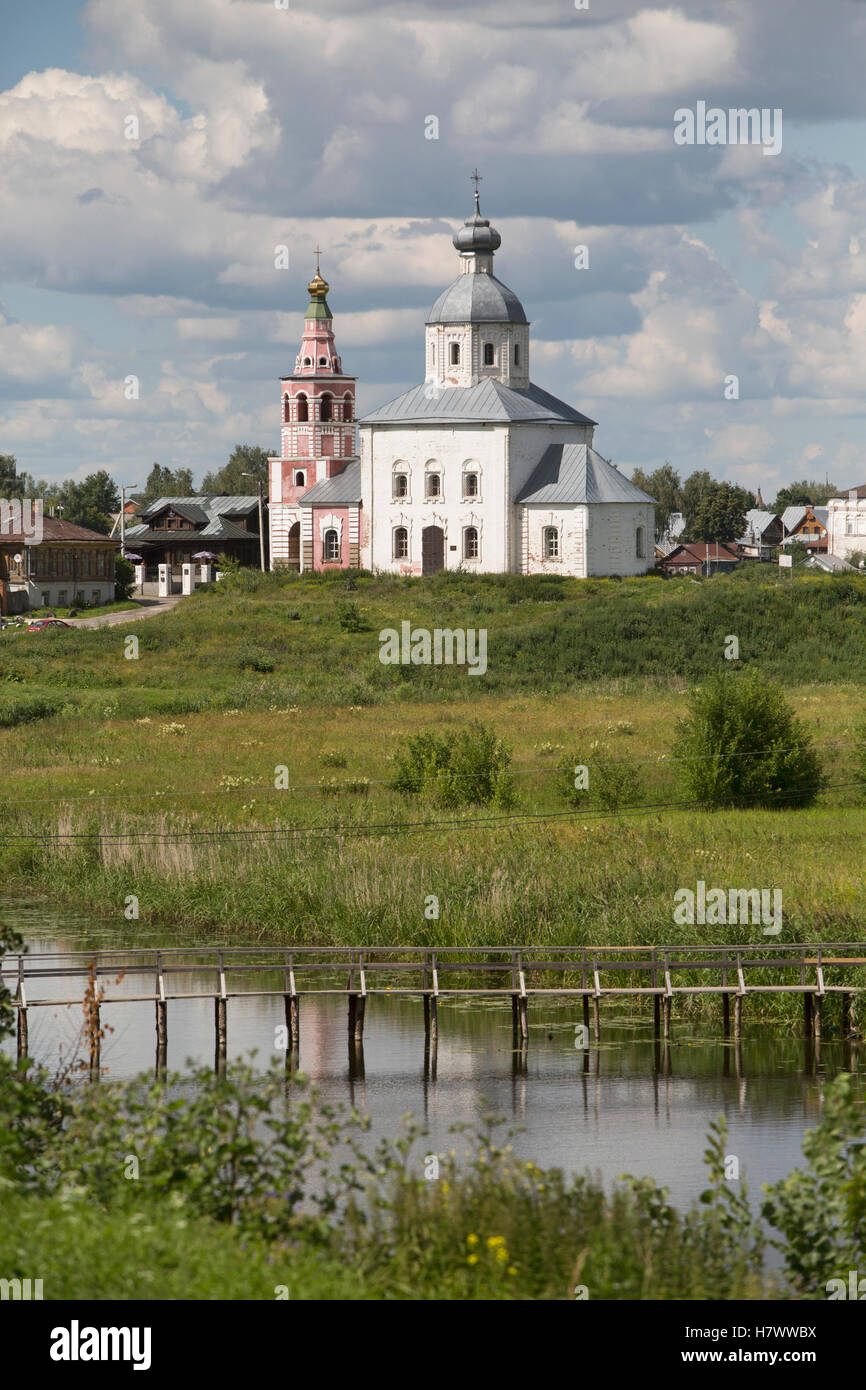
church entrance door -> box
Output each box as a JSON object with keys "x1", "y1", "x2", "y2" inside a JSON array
[
  {"x1": 287, "y1": 522, "x2": 300, "y2": 571},
  {"x1": 421, "y1": 525, "x2": 445, "y2": 575}
]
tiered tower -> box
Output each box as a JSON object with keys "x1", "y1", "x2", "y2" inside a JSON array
[{"x1": 268, "y1": 260, "x2": 356, "y2": 569}]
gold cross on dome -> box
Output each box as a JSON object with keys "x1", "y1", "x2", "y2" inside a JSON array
[{"x1": 314, "y1": 244, "x2": 322, "y2": 274}]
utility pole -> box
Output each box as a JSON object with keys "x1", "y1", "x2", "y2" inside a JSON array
[
  {"x1": 120, "y1": 483, "x2": 140, "y2": 555},
  {"x1": 242, "y1": 472, "x2": 267, "y2": 571}
]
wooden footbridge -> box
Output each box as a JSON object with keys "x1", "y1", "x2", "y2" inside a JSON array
[{"x1": 4, "y1": 943, "x2": 864, "y2": 1077}]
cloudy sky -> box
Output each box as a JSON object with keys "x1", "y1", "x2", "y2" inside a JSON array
[{"x1": 3, "y1": 0, "x2": 866, "y2": 494}]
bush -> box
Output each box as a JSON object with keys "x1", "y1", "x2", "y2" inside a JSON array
[
  {"x1": 335, "y1": 600, "x2": 370, "y2": 632},
  {"x1": 235, "y1": 646, "x2": 276, "y2": 673},
  {"x1": 391, "y1": 721, "x2": 516, "y2": 808},
  {"x1": 0, "y1": 695, "x2": 61, "y2": 727},
  {"x1": 114, "y1": 555, "x2": 135, "y2": 601},
  {"x1": 555, "y1": 749, "x2": 645, "y2": 811},
  {"x1": 673, "y1": 670, "x2": 824, "y2": 809}
]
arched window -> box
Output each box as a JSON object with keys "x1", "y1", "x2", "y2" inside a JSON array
[
  {"x1": 483, "y1": 343, "x2": 494, "y2": 366},
  {"x1": 636, "y1": 526, "x2": 645, "y2": 559},
  {"x1": 450, "y1": 342, "x2": 460, "y2": 366},
  {"x1": 464, "y1": 526, "x2": 479, "y2": 560},
  {"x1": 426, "y1": 472, "x2": 441, "y2": 498},
  {"x1": 294, "y1": 471, "x2": 305, "y2": 488},
  {"x1": 463, "y1": 471, "x2": 479, "y2": 499},
  {"x1": 318, "y1": 356, "x2": 328, "y2": 366},
  {"x1": 323, "y1": 529, "x2": 340, "y2": 562},
  {"x1": 393, "y1": 527, "x2": 408, "y2": 559},
  {"x1": 302, "y1": 357, "x2": 312, "y2": 367},
  {"x1": 296, "y1": 394, "x2": 309, "y2": 422},
  {"x1": 393, "y1": 472, "x2": 408, "y2": 499},
  {"x1": 283, "y1": 395, "x2": 291, "y2": 423},
  {"x1": 543, "y1": 526, "x2": 559, "y2": 559},
  {"x1": 320, "y1": 394, "x2": 333, "y2": 422},
  {"x1": 343, "y1": 395, "x2": 353, "y2": 422},
  {"x1": 514, "y1": 343, "x2": 520, "y2": 366}
]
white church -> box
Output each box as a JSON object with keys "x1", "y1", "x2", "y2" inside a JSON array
[{"x1": 268, "y1": 185, "x2": 656, "y2": 578}]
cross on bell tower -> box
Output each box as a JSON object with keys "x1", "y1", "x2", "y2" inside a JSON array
[{"x1": 470, "y1": 168, "x2": 482, "y2": 212}]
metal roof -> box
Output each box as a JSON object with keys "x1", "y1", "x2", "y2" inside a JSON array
[
  {"x1": 781, "y1": 505, "x2": 828, "y2": 533},
  {"x1": 805, "y1": 552, "x2": 855, "y2": 572},
  {"x1": 427, "y1": 273, "x2": 527, "y2": 325},
  {"x1": 139, "y1": 495, "x2": 260, "y2": 519},
  {"x1": 516, "y1": 444, "x2": 656, "y2": 506},
  {"x1": 299, "y1": 459, "x2": 362, "y2": 507},
  {"x1": 360, "y1": 379, "x2": 596, "y2": 427}
]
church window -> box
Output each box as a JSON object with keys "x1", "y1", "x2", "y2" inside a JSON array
[
  {"x1": 393, "y1": 527, "x2": 408, "y2": 559},
  {"x1": 323, "y1": 529, "x2": 340, "y2": 562},
  {"x1": 464, "y1": 527, "x2": 479, "y2": 560},
  {"x1": 514, "y1": 343, "x2": 520, "y2": 366},
  {"x1": 283, "y1": 395, "x2": 291, "y2": 423},
  {"x1": 320, "y1": 394, "x2": 333, "y2": 422},
  {"x1": 426, "y1": 472, "x2": 441, "y2": 498},
  {"x1": 296, "y1": 394, "x2": 309, "y2": 422},
  {"x1": 463, "y1": 471, "x2": 479, "y2": 498},
  {"x1": 483, "y1": 343, "x2": 495, "y2": 366},
  {"x1": 343, "y1": 395, "x2": 353, "y2": 422},
  {"x1": 319, "y1": 356, "x2": 328, "y2": 366},
  {"x1": 847, "y1": 517, "x2": 854, "y2": 534},
  {"x1": 543, "y1": 526, "x2": 559, "y2": 559},
  {"x1": 294, "y1": 471, "x2": 306, "y2": 488},
  {"x1": 450, "y1": 342, "x2": 460, "y2": 366},
  {"x1": 636, "y1": 526, "x2": 645, "y2": 559},
  {"x1": 393, "y1": 472, "x2": 408, "y2": 499}
]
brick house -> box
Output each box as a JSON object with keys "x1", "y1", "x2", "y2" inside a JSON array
[{"x1": 0, "y1": 517, "x2": 120, "y2": 615}]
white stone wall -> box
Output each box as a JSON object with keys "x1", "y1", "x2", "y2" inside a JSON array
[
  {"x1": 269, "y1": 502, "x2": 301, "y2": 567},
  {"x1": 827, "y1": 495, "x2": 866, "y2": 557},
  {"x1": 425, "y1": 320, "x2": 530, "y2": 390},
  {"x1": 585, "y1": 502, "x2": 656, "y2": 576},
  {"x1": 521, "y1": 506, "x2": 589, "y2": 577},
  {"x1": 360, "y1": 423, "x2": 509, "y2": 572}
]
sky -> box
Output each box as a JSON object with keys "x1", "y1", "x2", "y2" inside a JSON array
[{"x1": 3, "y1": 0, "x2": 866, "y2": 495}]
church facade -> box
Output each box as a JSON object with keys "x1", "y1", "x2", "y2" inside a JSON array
[{"x1": 268, "y1": 194, "x2": 655, "y2": 578}]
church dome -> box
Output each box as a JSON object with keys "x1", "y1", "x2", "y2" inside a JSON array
[
  {"x1": 427, "y1": 273, "x2": 528, "y2": 324},
  {"x1": 452, "y1": 202, "x2": 502, "y2": 254}
]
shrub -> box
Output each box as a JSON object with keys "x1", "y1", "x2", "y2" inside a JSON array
[
  {"x1": 673, "y1": 670, "x2": 824, "y2": 809},
  {"x1": 335, "y1": 600, "x2": 370, "y2": 632},
  {"x1": 235, "y1": 646, "x2": 276, "y2": 673},
  {"x1": 0, "y1": 695, "x2": 61, "y2": 727},
  {"x1": 114, "y1": 556, "x2": 135, "y2": 601},
  {"x1": 391, "y1": 721, "x2": 516, "y2": 808},
  {"x1": 555, "y1": 750, "x2": 644, "y2": 810}
]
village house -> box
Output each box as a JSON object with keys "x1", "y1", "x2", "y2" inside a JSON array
[
  {"x1": 781, "y1": 504, "x2": 828, "y2": 552},
  {"x1": 659, "y1": 541, "x2": 740, "y2": 576},
  {"x1": 0, "y1": 516, "x2": 120, "y2": 615},
  {"x1": 736, "y1": 509, "x2": 783, "y2": 559},
  {"x1": 123, "y1": 495, "x2": 264, "y2": 578}
]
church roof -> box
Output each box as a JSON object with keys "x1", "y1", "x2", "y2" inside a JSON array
[
  {"x1": 427, "y1": 272, "x2": 527, "y2": 325},
  {"x1": 516, "y1": 444, "x2": 657, "y2": 506},
  {"x1": 360, "y1": 379, "x2": 596, "y2": 427},
  {"x1": 299, "y1": 459, "x2": 362, "y2": 507}
]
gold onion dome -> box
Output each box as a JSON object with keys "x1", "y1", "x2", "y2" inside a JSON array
[{"x1": 307, "y1": 269, "x2": 330, "y2": 298}]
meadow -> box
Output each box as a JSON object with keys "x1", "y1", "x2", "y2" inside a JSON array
[{"x1": 0, "y1": 565, "x2": 865, "y2": 1020}]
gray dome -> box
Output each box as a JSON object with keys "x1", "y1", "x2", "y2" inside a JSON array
[
  {"x1": 453, "y1": 207, "x2": 502, "y2": 254},
  {"x1": 427, "y1": 273, "x2": 528, "y2": 325}
]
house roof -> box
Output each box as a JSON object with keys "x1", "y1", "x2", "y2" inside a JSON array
[
  {"x1": 125, "y1": 518, "x2": 257, "y2": 543},
  {"x1": 299, "y1": 460, "x2": 362, "y2": 507},
  {"x1": 830, "y1": 483, "x2": 866, "y2": 500},
  {"x1": 664, "y1": 542, "x2": 739, "y2": 565},
  {"x1": 738, "y1": 509, "x2": 780, "y2": 543},
  {"x1": 0, "y1": 516, "x2": 119, "y2": 545},
  {"x1": 781, "y1": 505, "x2": 828, "y2": 533},
  {"x1": 359, "y1": 379, "x2": 596, "y2": 427},
  {"x1": 805, "y1": 552, "x2": 856, "y2": 572},
  {"x1": 516, "y1": 443, "x2": 656, "y2": 506},
  {"x1": 138, "y1": 495, "x2": 260, "y2": 520}
]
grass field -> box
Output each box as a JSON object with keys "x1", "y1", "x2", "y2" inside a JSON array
[{"x1": 1, "y1": 566, "x2": 865, "y2": 1017}]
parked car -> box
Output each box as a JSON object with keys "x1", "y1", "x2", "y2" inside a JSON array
[{"x1": 26, "y1": 618, "x2": 72, "y2": 632}]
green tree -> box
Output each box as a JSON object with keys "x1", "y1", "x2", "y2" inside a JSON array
[
  {"x1": 140, "y1": 464, "x2": 195, "y2": 504},
  {"x1": 686, "y1": 480, "x2": 751, "y2": 543},
  {"x1": 673, "y1": 670, "x2": 824, "y2": 809},
  {"x1": 632, "y1": 462, "x2": 682, "y2": 540},
  {"x1": 201, "y1": 444, "x2": 273, "y2": 495},
  {"x1": 0, "y1": 455, "x2": 39, "y2": 501},
  {"x1": 772, "y1": 478, "x2": 839, "y2": 510},
  {"x1": 114, "y1": 555, "x2": 135, "y2": 600}
]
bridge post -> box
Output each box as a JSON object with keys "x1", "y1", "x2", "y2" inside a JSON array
[
  {"x1": 733, "y1": 994, "x2": 742, "y2": 1041},
  {"x1": 16, "y1": 1002, "x2": 28, "y2": 1061},
  {"x1": 804, "y1": 992, "x2": 812, "y2": 1037},
  {"x1": 813, "y1": 992, "x2": 822, "y2": 1043},
  {"x1": 155, "y1": 1001, "x2": 167, "y2": 1076}
]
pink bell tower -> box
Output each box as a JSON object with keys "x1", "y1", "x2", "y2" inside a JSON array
[{"x1": 268, "y1": 255, "x2": 357, "y2": 570}]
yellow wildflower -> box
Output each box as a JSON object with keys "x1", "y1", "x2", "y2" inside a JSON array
[
  {"x1": 495, "y1": 1247, "x2": 509, "y2": 1264},
  {"x1": 507, "y1": 1267, "x2": 518, "y2": 1277},
  {"x1": 486, "y1": 1235, "x2": 506, "y2": 1249},
  {"x1": 467, "y1": 1254, "x2": 479, "y2": 1266},
  {"x1": 466, "y1": 1234, "x2": 479, "y2": 1247}
]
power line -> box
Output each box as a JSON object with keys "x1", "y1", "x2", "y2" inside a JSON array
[
  {"x1": 1, "y1": 738, "x2": 859, "y2": 807},
  {"x1": 4, "y1": 779, "x2": 861, "y2": 845}
]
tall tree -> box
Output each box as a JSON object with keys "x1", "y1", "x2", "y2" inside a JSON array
[
  {"x1": 51, "y1": 471, "x2": 120, "y2": 534},
  {"x1": 688, "y1": 481, "x2": 750, "y2": 543},
  {"x1": 772, "y1": 478, "x2": 839, "y2": 511},
  {"x1": 0, "y1": 455, "x2": 39, "y2": 500},
  {"x1": 201, "y1": 444, "x2": 273, "y2": 495},
  {"x1": 140, "y1": 464, "x2": 195, "y2": 504},
  {"x1": 632, "y1": 462, "x2": 682, "y2": 540}
]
